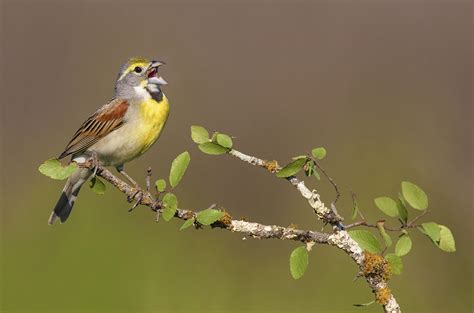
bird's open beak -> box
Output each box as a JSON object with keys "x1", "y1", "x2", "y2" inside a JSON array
[{"x1": 146, "y1": 61, "x2": 167, "y2": 86}]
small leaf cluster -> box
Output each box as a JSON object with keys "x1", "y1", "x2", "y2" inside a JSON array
[
  {"x1": 179, "y1": 207, "x2": 226, "y2": 231},
  {"x1": 191, "y1": 125, "x2": 233, "y2": 155},
  {"x1": 155, "y1": 151, "x2": 191, "y2": 221},
  {"x1": 277, "y1": 147, "x2": 327, "y2": 179},
  {"x1": 349, "y1": 181, "x2": 456, "y2": 277},
  {"x1": 374, "y1": 181, "x2": 455, "y2": 252},
  {"x1": 155, "y1": 151, "x2": 225, "y2": 229}
]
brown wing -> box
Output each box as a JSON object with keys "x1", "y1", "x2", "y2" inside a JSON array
[{"x1": 58, "y1": 99, "x2": 129, "y2": 159}]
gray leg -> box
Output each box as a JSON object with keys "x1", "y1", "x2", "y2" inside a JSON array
[
  {"x1": 91, "y1": 151, "x2": 99, "y2": 178},
  {"x1": 116, "y1": 164, "x2": 138, "y2": 186},
  {"x1": 116, "y1": 164, "x2": 143, "y2": 211}
]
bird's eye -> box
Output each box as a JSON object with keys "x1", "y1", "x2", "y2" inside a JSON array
[{"x1": 134, "y1": 66, "x2": 143, "y2": 73}]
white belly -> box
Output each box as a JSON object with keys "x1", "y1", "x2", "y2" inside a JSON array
[{"x1": 87, "y1": 122, "x2": 145, "y2": 166}]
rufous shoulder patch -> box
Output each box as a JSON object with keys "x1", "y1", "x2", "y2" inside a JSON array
[{"x1": 98, "y1": 100, "x2": 129, "y2": 121}]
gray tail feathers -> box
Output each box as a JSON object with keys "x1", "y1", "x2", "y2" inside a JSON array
[{"x1": 48, "y1": 167, "x2": 92, "y2": 225}]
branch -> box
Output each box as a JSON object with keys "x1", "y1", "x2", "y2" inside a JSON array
[
  {"x1": 81, "y1": 151, "x2": 401, "y2": 313},
  {"x1": 226, "y1": 149, "x2": 401, "y2": 313},
  {"x1": 227, "y1": 150, "x2": 344, "y2": 227},
  {"x1": 82, "y1": 161, "x2": 329, "y2": 245}
]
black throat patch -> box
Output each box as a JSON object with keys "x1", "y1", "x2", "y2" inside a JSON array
[{"x1": 149, "y1": 90, "x2": 163, "y2": 102}]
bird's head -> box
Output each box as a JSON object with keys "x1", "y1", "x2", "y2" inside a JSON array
[{"x1": 115, "y1": 57, "x2": 167, "y2": 100}]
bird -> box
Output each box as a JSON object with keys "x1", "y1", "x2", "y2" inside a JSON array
[{"x1": 48, "y1": 57, "x2": 169, "y2": 224}]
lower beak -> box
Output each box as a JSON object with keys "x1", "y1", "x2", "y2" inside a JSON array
[{"x1": 148, "y1": 76, "x2": 168, "y2": 86}]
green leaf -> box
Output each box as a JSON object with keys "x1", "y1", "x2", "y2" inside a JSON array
[
  {"x1": 377, "y1": 223, "x2": 392, "y2": 247},
  {"x1": 292, "y1": 155, "x2": 308, "y2": 160},
  {"x1": 374, "y1": 197, "x2": 399, "y2": 217},
  {"x1": 354, "y1": 300, "x2": 375, "y2": 307},
  {"x1": 38, "y1": 159, "x2": 77, "y2": 180},
  {"x1": 419, "y1": 223, "x2": 455, "y2": 252},
  {"x1": 438, "y1": 225, "x2": 456, "y2": 252},
  {"x1": 198, "y1": 142, "x2": 228, "y2": 155},
  {"x1": 385, "y1": 253, "x2": 403, "y2": 275},
  {"x1": 304, "y1": 160, "x2": 315, "y2": 176},
  {"x1": 210, "y1": 131, "x2": 220, "y2": 142},
  {"x1": 216, "y1": 134, "x2": 233, "y2": 149},
  {"x1": 155, "y1": 179, "x2": 167, "y2": 192},
  {"x1": 420, "y1": 222, "x2": 440, "y2": 243},
  {"x1": 401, "y1": 181, "x2": 428, "y2": 210},
  {"x1": 190, "y1": 125, "x2": 209, "y2": 144},
  {"x1": 180, "y1": 218, "x2": 195, "y2": 231},
  {"x1": 348, "y1": 230, "x2": 382, "y2": 254},
  {"x1": 395, "y1": 235, "x2": 412, "y2": 256},
  {"x1": 311, "y1": 147, "x2": 327, "y2": 160},
  {"x1": 397, "y1": 195, "x2": 408, "y2": 224},
  {"x1": 196, "y1": 208, "x2": 225, "y2": 226},
  {"x1": 398, "y1": 192, "x2": 407, "y2": 207},
  {"x1": 169, "y1": 151, "x2": 191, "y2": 188},
  {"x1": 89, "y1": 177, "x2": 106, "y2": 195},
  {"x1": 276, "y1": 158, "x2": 306, "y2": 178},
  {"x1": 162, "y1": 193, "x2": 178, "y2": 221},
  {"x1": 313, "y1": 169, "x2": 321, "y2": 180},
  {"x1": 289, "y1": 246, "x2": 309, "y2": 279}
]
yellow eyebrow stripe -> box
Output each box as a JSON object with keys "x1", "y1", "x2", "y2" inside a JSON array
[{"x1": 118, "y1": 62, "x2": 148, "y2": 81}]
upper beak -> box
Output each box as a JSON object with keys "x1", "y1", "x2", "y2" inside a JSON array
[
  {"x1": 151, "y1": 60, "x2": 165, "y2": 68},
  {"x1": 146, "y1": 60, "x2": 167, "y2": 85}
]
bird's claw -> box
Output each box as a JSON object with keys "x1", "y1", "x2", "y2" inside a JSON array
[
  {"x1": 90, "y1": 152, "x2": 100, "y2": 178},
  {"x1": 127, "y1": 185, "x2": 143, "y2": 212}
]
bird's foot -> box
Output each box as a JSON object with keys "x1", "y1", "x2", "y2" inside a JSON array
[
  {"x1": 127, "y1": 185, "x2": 143, "y2": 212},
  {"x1": 90, "y1": 152, "x2": 100, "y2": 178}
]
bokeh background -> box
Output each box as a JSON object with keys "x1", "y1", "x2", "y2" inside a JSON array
[{"x1": 1, "y1": 1, "x2": 472, "y2": 312}]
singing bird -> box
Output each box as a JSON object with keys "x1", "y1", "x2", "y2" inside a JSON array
[{"x1": 48, "y1": 57, "x2": 169, "y2": 224}]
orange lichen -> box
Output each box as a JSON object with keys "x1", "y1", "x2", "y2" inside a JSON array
[
  {"x1": 363, "y1": 251, "x2": 392, "y2": 281},
  {"x1": 288, "y1": 223, "x2": 298, "y2": 229},
  {"x1": 219, "y1": 210, "x2": 232, "y2": 226},
  {"x1": 263, "y1": 160, "x2": 279, "y2": 173},
  {"x1": 183, "y1": 211, "x2": 194, "y2": 220},
  {"x1": 375, "y1": 287, "x2": 392, "y2": 305}
]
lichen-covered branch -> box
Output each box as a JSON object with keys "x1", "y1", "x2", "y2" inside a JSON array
[
  {"x1": 228, "y1": 149, "x2": 344, "y2": 226},
  {"x1": 226, "y1": 149, "x2": 401, "y2": 313},
  {"x1": 82, "y1": 161, "x2": 329, "y2": 246},
  {"x1": 81, "y1": 152, "x2": 401, "y2": 313}
]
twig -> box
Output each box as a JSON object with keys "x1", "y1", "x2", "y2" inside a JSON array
[
  {"x1": 345, "y1": 221, "x2": 422, "y2": 232},
  {"x1": 313, "y1": 158, "x2": 341, "y2": 204},
  {"x1": 407, "y1": 209, "x2": 429, "y2": 227},
  {"x1": 146, "y1": 166, "x2": 152, "y2": 192}
]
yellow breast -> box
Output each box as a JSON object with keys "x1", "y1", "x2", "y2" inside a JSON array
[{"x1": 138, "y1": 94, "x2": 170, "y2": 154}]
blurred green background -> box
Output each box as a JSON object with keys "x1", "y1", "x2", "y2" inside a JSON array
[{"x1": 1, "y1": 1, "x2": 472, "y2": 312}]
